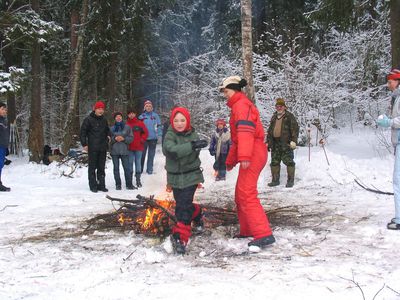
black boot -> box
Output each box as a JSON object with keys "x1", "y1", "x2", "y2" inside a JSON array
[
  {"x1": 97, "y1": 176, "x2": 108, "y2": 192},
  {"x1": 0, "y1": 181, "x2": 10, "y2": 192},
  {"x1": 170, "y1": 233, "x2": 186, "y2": 254},
  {"x1": 135, "y1": 173, "x2": 142, "y2": 188},
  {"x1": 125, "y1": 173, "x2": 137, "y2": 190}
]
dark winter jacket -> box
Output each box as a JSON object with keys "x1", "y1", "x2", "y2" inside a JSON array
[
  {"x1": 110, "y1": 122, "x2": 133, "y2": 156},
  {"x1": 126, "y1": 117, "x2": 148, "y2": 151},
  {"x1": 267, "y1": 110, "x2": 299, "y2": 150},
  {"x1": 162, "y1": 126, "x2": 204, "y2": 189},
  {"x1": 80, "y1": 112, "x2": 111, "y2": 152},
  {"x1": 0, "y1": 116, "x2": 10, "y2": 148},
  {"x1": 209, "y1": 127, "x2": 231, "y2": 158}
]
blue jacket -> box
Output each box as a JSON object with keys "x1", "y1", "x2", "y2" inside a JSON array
[{"x1": 139, "y1": 111, "x2": 162, "y2": 140}]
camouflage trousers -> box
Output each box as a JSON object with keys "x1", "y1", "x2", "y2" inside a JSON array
[{"x1": 270, "y1": 141, "x2": 295, "y2": 167}]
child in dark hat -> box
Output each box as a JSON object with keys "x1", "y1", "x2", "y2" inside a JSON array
[{"x1": 209, "y1": 119, "x2": 231, "y2": 181}]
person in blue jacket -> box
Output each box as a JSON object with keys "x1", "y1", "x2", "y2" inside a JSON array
[{"x1": 139, "y1": 100, "x2": 162, "y2": 174}]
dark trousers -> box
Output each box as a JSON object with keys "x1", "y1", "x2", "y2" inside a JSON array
[
  {"x1": 88, "y1": 150, "x2": 107, "y2": 189},
  {"x1": 213, "y1": 154, "x2": 227, "y2": 178},
  {"x1": 141, "y1": 139, "x2": 157, "y2": 174},
  {"x1": 111, "y1": 155, "x2": 131, "y2": 187},
  {"x1": 172, "y1": 185, "x2": 198, "y2": 225}
]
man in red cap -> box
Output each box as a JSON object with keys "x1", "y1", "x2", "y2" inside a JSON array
[
  {"x1": 376, "y1": 68, "x2": 400, "y2": 230},
  {"x1": 80, "y1": 100, "x2": 111, "y2": 193}
]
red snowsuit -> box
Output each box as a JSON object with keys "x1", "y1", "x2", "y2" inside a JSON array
[{"x1": 226, "y1": 91, "x2": 272, "y2": 239}]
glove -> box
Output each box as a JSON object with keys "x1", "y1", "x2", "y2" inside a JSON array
[
  {"x1": 226, "y1": 164, "x2": 234, "y2": 171},
  {"x1": 289, "y1": 141, "x2": 296, "y2": 150},
  {"x1": 191, "y1": 139, "x2": 208, "y2": 150},
  {"x1": 376, "y1": 115, "x2": 392, "y2": 128},
  {"x1": 209, "y1": 150, "x2": 216, "y2": 156}
]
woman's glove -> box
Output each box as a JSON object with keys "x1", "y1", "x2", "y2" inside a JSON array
[
  {"x1": 289, "y1": 141, "x2": 296, "y2": 150},
  {"x1": 376, "y1": 115, "x2": 392, "y2": 128}
]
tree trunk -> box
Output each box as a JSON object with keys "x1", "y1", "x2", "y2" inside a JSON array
[
  {"x1": 390, "y1": 0, "x2": 400, "y2": 68},
  {"x1": 61, "y1": 0, "x2": 89, "y2": 154},
  {"x1": 3, "y1": 46, "x2": 16, "y2": 125},
  {"x1": 28, "y1": 0, "x2": 44, "y2": 163},
  {"x1": 241, "y1": 0, "x2": 255, "y2": 102}
]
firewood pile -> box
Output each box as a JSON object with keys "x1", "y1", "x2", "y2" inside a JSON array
[{"x1": 84, "y1": 194, "x2": 323, "y2": 237}]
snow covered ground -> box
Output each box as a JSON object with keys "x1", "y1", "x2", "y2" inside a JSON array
[{"x1": 1, "y1": 126, "x2": 400, "y2": 300}]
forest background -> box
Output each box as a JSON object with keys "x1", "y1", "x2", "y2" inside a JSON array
[{"x1": 1, "y1": 0, "x2": 399, "y2": 162}]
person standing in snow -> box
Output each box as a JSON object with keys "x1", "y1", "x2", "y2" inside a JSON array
[
  {"x1": 110, "y1": 112, "x2": 134, "y2": 190},
  {"x1": 126, "y1": 108, "x2": 148, "y2": 188},
  {"x1": 139, "y1": 100, "x2": 162, "y2": 175},
  {"x1": 162, "y1": 106, "x2": 207, "y2": 254},
  {"x1": 219, "y1": 76, "x2": 275, "y2": 251},
  {"x1": 0, "y1": 102, "x2": 10, "y2": 192},
  {"x1": 376, "y1": 68, "x2": 400, "y2": 230},
  {"x1": 266, "y1": 98, "x2": 299, "y2": 188},
  {"x1": 80, "y1": 100, "x2": 111, "y2": 193},
  {"x1": 209, "y1": 119, "x2": 231, "y2": 181}
]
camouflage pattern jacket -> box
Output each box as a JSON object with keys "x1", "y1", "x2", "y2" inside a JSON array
[{"x1": 267, "y1": 111, "x2": 299, "y2": 150}]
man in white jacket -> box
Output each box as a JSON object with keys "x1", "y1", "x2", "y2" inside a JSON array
[{"x1": 377, "y1": 68, "x2": 400, "y2": 230}]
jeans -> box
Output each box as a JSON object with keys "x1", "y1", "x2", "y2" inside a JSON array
[
  {"x1": 111, "y1": 155, "x2": 131, "y2": 187},
  {"x1": 128, "y1": 150, "x2": 143, "y2": 175},
  {"x1": 393, "y1": 145, "x2": 400, "y2": 224},
  {"x1": 141, "y1": 139, "x2": 157, "y2": 174}
]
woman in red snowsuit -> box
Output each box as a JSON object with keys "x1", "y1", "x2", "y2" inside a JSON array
[{"x1": 219, "y1": 76, "x2": 275, "y2": 250}]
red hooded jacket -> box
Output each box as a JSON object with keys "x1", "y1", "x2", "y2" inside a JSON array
[
  {"x1": 226, "y1": 91, "x2": 265, "y2": 165},
  {"x1": 126, "y1": 117, "x2": 149, "y2": 151}
]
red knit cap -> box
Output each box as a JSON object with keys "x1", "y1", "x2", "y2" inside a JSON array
[
  {"x1": 93, "y1": 101, "x2": 105, "y2": 110},
  {"x1": 170, "y1": 107, "x2": 191, "y2": 132},
  {"x1": 216, "y1": 119, "x2": 226, "y2": 126},
  {"x1": 144, "y1": 100, "x2": 152, "y2": 107},
  {"x1": 387, "y1": 69, "x2": 400, "y2": 81}
]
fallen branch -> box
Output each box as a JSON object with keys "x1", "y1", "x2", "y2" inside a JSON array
[
  {"x1": 0, "y1": 205, "x2": 18, "y2": 212},
  {"x1": 354, "y1": 179, "x2": 394, "y2": 195}
]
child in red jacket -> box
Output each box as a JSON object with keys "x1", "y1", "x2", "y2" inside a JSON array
[{"x1": 126, "y1": 108, "x2": 149, "y2": 187}]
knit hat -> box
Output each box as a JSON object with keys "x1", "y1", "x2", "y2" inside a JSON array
[
  {"x1": 170, "y1": 106, "x2": 191, "y2": 132},
  {"x1": 127, "y1": 107, "x2": 137, "y2": 115},
  {"x1": 143, "y1": 100, "x2": 153, "y2": 107},
  {"x1": 275, "y1": 98, "x2": 286, "y2": 107},
  {"x1": 218, "y1": 76, "x2": 247, "y2": 91},
  {"x1": 216, "y1": 119, "x2": 226, "y2": 127},
  {"x1": 113, "y1": 111, "x2": 123, "y2": 119},
  {"x1": 387, "y1": 69, "x2": 400, "y2": 81},
  {"x1": 93, "y1": 101, "x2": 105, "y2": 110}
]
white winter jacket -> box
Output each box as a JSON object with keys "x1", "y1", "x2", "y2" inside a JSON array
[{"x1": 390, "y1": 88, "x2": 400, "y2": 146}]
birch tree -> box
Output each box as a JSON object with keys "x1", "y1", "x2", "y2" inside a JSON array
[
  {"x1": 61, "y1": 0, "x2": 89, "y2": 154},
  {"x1": 241, "y1": 0, "x2": 255, "y2": 102}
]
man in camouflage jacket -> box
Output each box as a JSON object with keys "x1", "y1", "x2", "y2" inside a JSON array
[{"x1": 267, "y1": 98, "x2": 299, "y2": 188}]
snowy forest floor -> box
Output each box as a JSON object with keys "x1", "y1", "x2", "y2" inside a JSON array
[{"x1": 1, "y1": 127, "x2": 400, "y2": 300}]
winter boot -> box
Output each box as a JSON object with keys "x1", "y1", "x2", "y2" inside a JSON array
[
  {"x1": 170, "y1": 233, "x2": 186, "y2": 254},
  {"x1": 192, "y1": 205, "x2": 204, "y2": 234},
  {"x1": 116, "y1": 185, "x2": 122, "y2": 190},
  {"x1": 387, "y1": 220, "x2": 400, "y2": 230},
  {"x1": 268, "y1": 165, "x2": 280, "y2": 187},
  {"x1": 286, "y1": 166, "x2": 295, "y2": 188},
  {"x1": 135, "y1": 173, "x2": 142, "y2": 188},
  {"x1": 0, "y1": 181, "x2": 10, "y2": 192},
  {"x1": 97, "y1": 176, "x2": 108, "y2": 192},
  {"x1": 248, "y1": 235, "x2": 276, "y2": 249}
]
